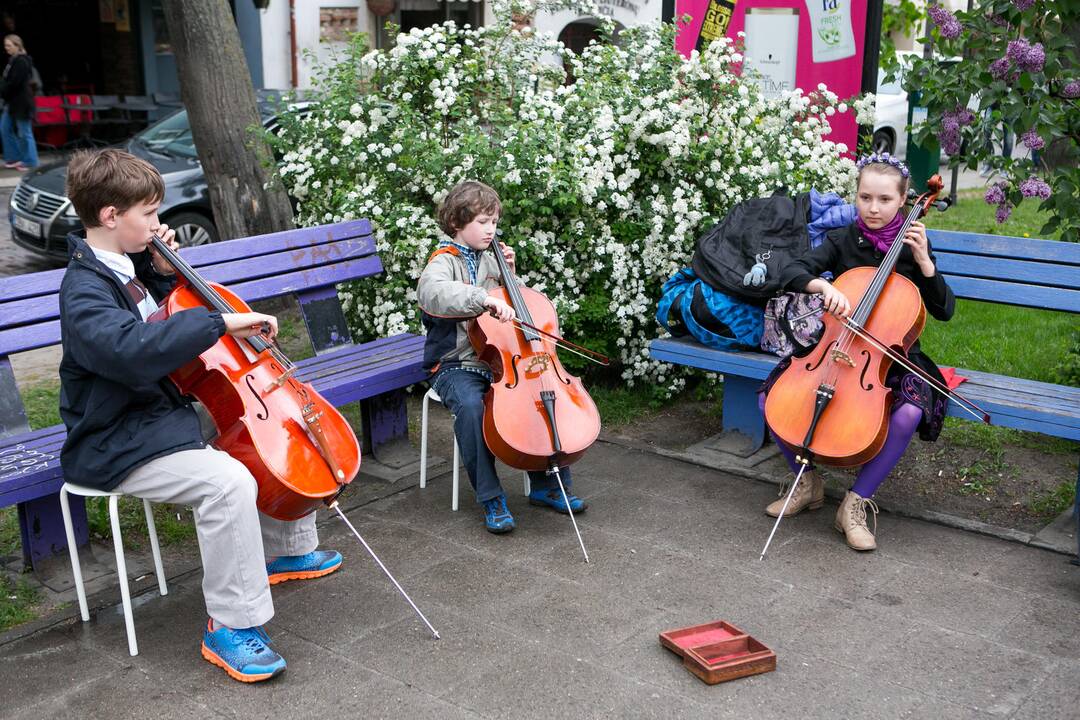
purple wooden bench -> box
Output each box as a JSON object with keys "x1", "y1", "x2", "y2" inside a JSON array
[{"x1": 0, "y1": 219, "x2": 427, "y2": 582}]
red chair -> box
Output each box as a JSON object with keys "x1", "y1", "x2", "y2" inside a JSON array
[{"x1": 33, "y1": 95, "x2": 69, "y2": 149}]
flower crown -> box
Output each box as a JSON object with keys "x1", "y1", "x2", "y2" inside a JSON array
[{"x1": 856, "y1": 152, "x2": 910, "y2": 178}]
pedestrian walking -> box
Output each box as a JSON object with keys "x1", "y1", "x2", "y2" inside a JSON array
[{"x1": 1, "y1": 33, "x2": 39, "y2": 171}]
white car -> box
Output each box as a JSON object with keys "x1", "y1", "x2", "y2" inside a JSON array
[{"x1": 873, "y1": 64, "x2": 910, "y2": 159}]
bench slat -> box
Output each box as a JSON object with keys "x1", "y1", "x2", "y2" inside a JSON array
[
  {"x1": 936, "y1": 252, "x2": 1080, "y2": 289},
  {"x1": 0, "y1": 335, "x2": 426, "y2": 501},
  {"x1": 0, "y1": 255, "x2": 385, "y2": 356},
  {"x1": 0, "y1": 220, "x2": 373, "y2": 303},
  {"x1": 1, "y1": 237, "x2": 379, "y2": 331},
  {"x1": 929, "y1": 230, "x2": 1080, "y2": 265},
  {"x1": 649, "y1": 338, "x2": 1080, "y2": 439},
  {"x1": 941, "y1": 275, "x2": 1080, "y2": 312}
]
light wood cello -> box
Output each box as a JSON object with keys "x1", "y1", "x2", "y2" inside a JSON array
[{"x1": 468, "y1": 233, "x2": 607, "y2": 561}]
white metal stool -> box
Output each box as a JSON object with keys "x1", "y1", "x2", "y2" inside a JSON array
[
  {"x1": 59, "y1": 483, "x2": 168, "y2": 656},
  {"x1": 420, "y1": 386, "x2": 530, "y2": 511}
]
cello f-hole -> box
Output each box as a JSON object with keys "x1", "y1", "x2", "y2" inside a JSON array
[
  {"x1": 858, "y1": 350, "x2": 875, "y2": 391},
  {"x1": 805, "y1": 341, "x2": 836, "y2": 373},
  {"x1": 506, "y1": 354, "x2": 523, "y2": 389},
  {"x1": 549, "y1": 355, "x2": 572, "y2": 386},
  {"x1": 245, "y1": 374, "x2": 271, "y2": 420}
]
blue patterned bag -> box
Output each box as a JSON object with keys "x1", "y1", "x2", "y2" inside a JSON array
[{"x1": 656, "y1": 268, "x2": 764, "y2": 350}]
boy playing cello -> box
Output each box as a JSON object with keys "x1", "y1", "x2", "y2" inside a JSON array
[{"x1": 58, "y1": 149, "x2": 341, "y2": 682}]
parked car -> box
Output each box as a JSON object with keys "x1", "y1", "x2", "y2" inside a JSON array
[
  {"x1": 9, "y1": 91, "x2": 306, "y2": 261},
  {"x1": 873, "y1": 62, "x2": 911, "y2": 159}
]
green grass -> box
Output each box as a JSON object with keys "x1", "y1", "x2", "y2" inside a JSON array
[
  {"x1": 921, "y1": 300, "x2": 1077, "y2": 384},
  {"x1": 932, "y1": 189, "x2": 1061, "y2": 240},
  {"x1": 1028, "y1": 481, "x2": 1077, "y2": 519},
  {"x1": 0, "y1": 574, "x2": 41, "y2": 632}
]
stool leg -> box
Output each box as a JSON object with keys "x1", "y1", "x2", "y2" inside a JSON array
[
  {"x1": 452, "y1": 439, "x2": 460, "y2": 512},
  {"x1": 110, "y1": 495, "x2": 138, "y2": 656},
  {"x1": 420, "y1": 392, "x2": 430, "y2": 489},
  {"x1": 59, "y1": 488, "x2": 89, "y2": 622},
  {"x1": 142, "y1": 499, "x2": 167, "y2": 597},
  {"x1": 523, "y1": 472, "x2": 531, "y2": 496}
]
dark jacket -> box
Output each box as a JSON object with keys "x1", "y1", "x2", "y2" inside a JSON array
[
  {"x1": 58, "y1": 234, "x2": 227, "y2": 490},
  {"x1": 779, "y1": 221, "x2": 955, "y2": 373},
  {"x1": 0, "y1": 54, "x2": 34, "y2": 121}
]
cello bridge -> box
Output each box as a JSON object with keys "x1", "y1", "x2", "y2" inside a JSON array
[
  {"x1": 263, "y1": 366, "x2": 297, "y2": 393},
  {"x1": 830, "y1": 349, "x2": 856, "y2": 367}
]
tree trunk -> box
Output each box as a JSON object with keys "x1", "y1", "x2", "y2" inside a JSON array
[{"x1": 162, "y1": 0, "x2": 294, "y2": 240}]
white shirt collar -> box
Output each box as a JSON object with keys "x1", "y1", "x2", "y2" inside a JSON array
[{"x1": 89, "y1": 246, "x2": 137, "y2": 281}]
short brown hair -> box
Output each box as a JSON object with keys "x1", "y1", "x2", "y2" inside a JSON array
[
  {"x1": 437, "y1": 180, "x2": 501, "y2": 237},
  {"x1": 65, "y1": 149, "x2": 165, "y2": 228}
]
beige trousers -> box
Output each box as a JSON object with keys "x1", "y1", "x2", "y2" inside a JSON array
[{"x1": 118, "y1": 446, "x2": 317, "y2": 629}]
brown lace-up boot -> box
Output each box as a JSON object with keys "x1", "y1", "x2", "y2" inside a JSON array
[
  {"x1": 765, "y1": 470, "x2": 824, "y2": 518},
  {"x1": 834, "y1": 490, "x2": 879, "y2": 551}
]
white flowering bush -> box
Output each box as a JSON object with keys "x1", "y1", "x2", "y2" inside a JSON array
[{"x1": 269, "y1": 11, "x2": 859, "y2": 391}]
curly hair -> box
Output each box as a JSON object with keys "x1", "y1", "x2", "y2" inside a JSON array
[{"x1": 437, "y1": 180, "x2": 501, "y2": 237}]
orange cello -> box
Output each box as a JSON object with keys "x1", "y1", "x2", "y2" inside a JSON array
[
  {"x1": 468, "y1": 233, "x2": 604, "y2": 561},
  {"x1": 764, "y1": 176, "x2": 950, "y2": 467},
  {"x1": 148, "y1": 236, "x2": 360, "y2": 521}
]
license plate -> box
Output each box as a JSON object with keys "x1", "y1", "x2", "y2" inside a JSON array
[{"x1": 13, "y1": 214, "x2": 41, "y2": 238}]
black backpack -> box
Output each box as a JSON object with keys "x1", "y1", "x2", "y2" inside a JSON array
[{"x1": 691, "y1": 190, "x2": 813, "y2": 301}]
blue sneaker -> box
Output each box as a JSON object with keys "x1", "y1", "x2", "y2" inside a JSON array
[
  {"x1": 483, "y1": 495, "x2": 516, "y2": 534},
  {"x1": 266, "y1": 550, "x2": 342, "y2": 586},
  {"x1": 201, "y1": 620, "x2": 286, "y2": 683},
  {"x1": 528, "y1": 488, "x2": 588, "y2": 514}
]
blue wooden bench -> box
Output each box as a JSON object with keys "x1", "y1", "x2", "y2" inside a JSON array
[
  {"x1": 0, "y1": 219, "x2": 427, "y2": 580},
  {"x1": 650, "y1": 229, "x2": 1080, "y2": 558}
]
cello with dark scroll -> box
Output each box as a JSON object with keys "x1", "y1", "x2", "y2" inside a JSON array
[
  {"x1": 149, "y1": 236, "x2": 440, "y2": 637},
  {"x1": 468, "y1": 232, "x2": 607, "y2": 562},
  {"x1": 759, "y1": 176, "x2": 989, "y2": 558}
]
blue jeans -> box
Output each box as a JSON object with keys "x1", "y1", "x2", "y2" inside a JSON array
[
  {"x1": 0, "y1": 109, "x2": 38, "y2": 167},
  {"x1": 431, "y1": 367, "x2": 571, "y2": 504}
]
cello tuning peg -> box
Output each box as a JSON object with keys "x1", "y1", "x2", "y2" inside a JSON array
[
  {"x1": 495, "y1": 228, "x2": 504, "y2": 237},
  {"x1": 907, "y1": 188, "x2": 919, "y2": 200},
  {"x1": 934, "y1": 199, "x2": 951, "y2": 212}
]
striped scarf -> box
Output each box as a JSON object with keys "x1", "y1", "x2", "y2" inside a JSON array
[{"x1": 437, "y1": 239, "x2": 479, "y2": 284}]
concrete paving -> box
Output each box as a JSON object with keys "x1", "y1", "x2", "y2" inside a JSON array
[{"x1": 1, "y1": 439, "x2": 1077, "y2": 719}]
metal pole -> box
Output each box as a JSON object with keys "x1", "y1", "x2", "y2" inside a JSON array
[
  {"x1": 330, "y1": 502, "x2": 441, "y2": 639},
  {"x1": 759, "y1": 460, "x2": 811, "y2": 561},
  {"x1": 550, "y1": 464, "x2": 589, "y2": 563}
]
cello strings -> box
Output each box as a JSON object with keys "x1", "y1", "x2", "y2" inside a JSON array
[{"x1": 154, "y1": 236, "x2": 296, "y2": 367}]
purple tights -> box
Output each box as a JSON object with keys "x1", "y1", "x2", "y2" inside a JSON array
[{"x1": 758, "y1": 393, "x2": 922, "y2": 498}]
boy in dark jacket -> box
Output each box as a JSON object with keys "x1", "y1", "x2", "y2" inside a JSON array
[{"x1": 58, "y1": 149, "x2": 341, "y2": 682}]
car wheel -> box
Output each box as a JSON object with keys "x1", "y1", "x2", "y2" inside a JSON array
[
  {"x1": 165, "y1": 211, "x2": 219, "y2": 247},
  {"x1": 872, "y1": 129, "x2": 895, "y2": 155}
]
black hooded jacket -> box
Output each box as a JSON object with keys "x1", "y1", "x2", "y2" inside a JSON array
[{"x1": 58, "y1": 234, "x2": 227, "y2": 490}]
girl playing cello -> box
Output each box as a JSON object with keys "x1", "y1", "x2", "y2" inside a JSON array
[{"x1": 759, "y1": 153, "x2": 955, "y2": 551}]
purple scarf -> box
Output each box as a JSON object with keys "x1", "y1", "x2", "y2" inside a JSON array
[{"x1": 855, "y1": 212, "x2": 905, "y2": 253}]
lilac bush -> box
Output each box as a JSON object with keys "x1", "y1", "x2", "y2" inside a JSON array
[{"x1": 910, "y1": 1, "x2": 1080, "y2": 240}]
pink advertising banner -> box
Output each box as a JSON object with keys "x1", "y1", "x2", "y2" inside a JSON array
[{"x1": 675, "y1": 0, "x2": 868, "y2": 154}]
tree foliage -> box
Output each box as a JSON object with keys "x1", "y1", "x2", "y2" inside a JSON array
[{"x1": 908, "y1": 1, "x2": 1080, "y2": 240}]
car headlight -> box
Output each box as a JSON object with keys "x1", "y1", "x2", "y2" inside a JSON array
[{"x1": 63, "y1": 202, "x2": 79, "y2": 217}]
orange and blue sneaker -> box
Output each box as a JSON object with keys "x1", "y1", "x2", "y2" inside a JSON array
[
  {"x1": 266, "y1": 550, "x2": 342, "y2": 585},
  {"x1": 201, "y1": 620, "x2": 286, "y2": 683},
  {"x1": 528, "y1": 488, "x2": 587, "y2": 514}
]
